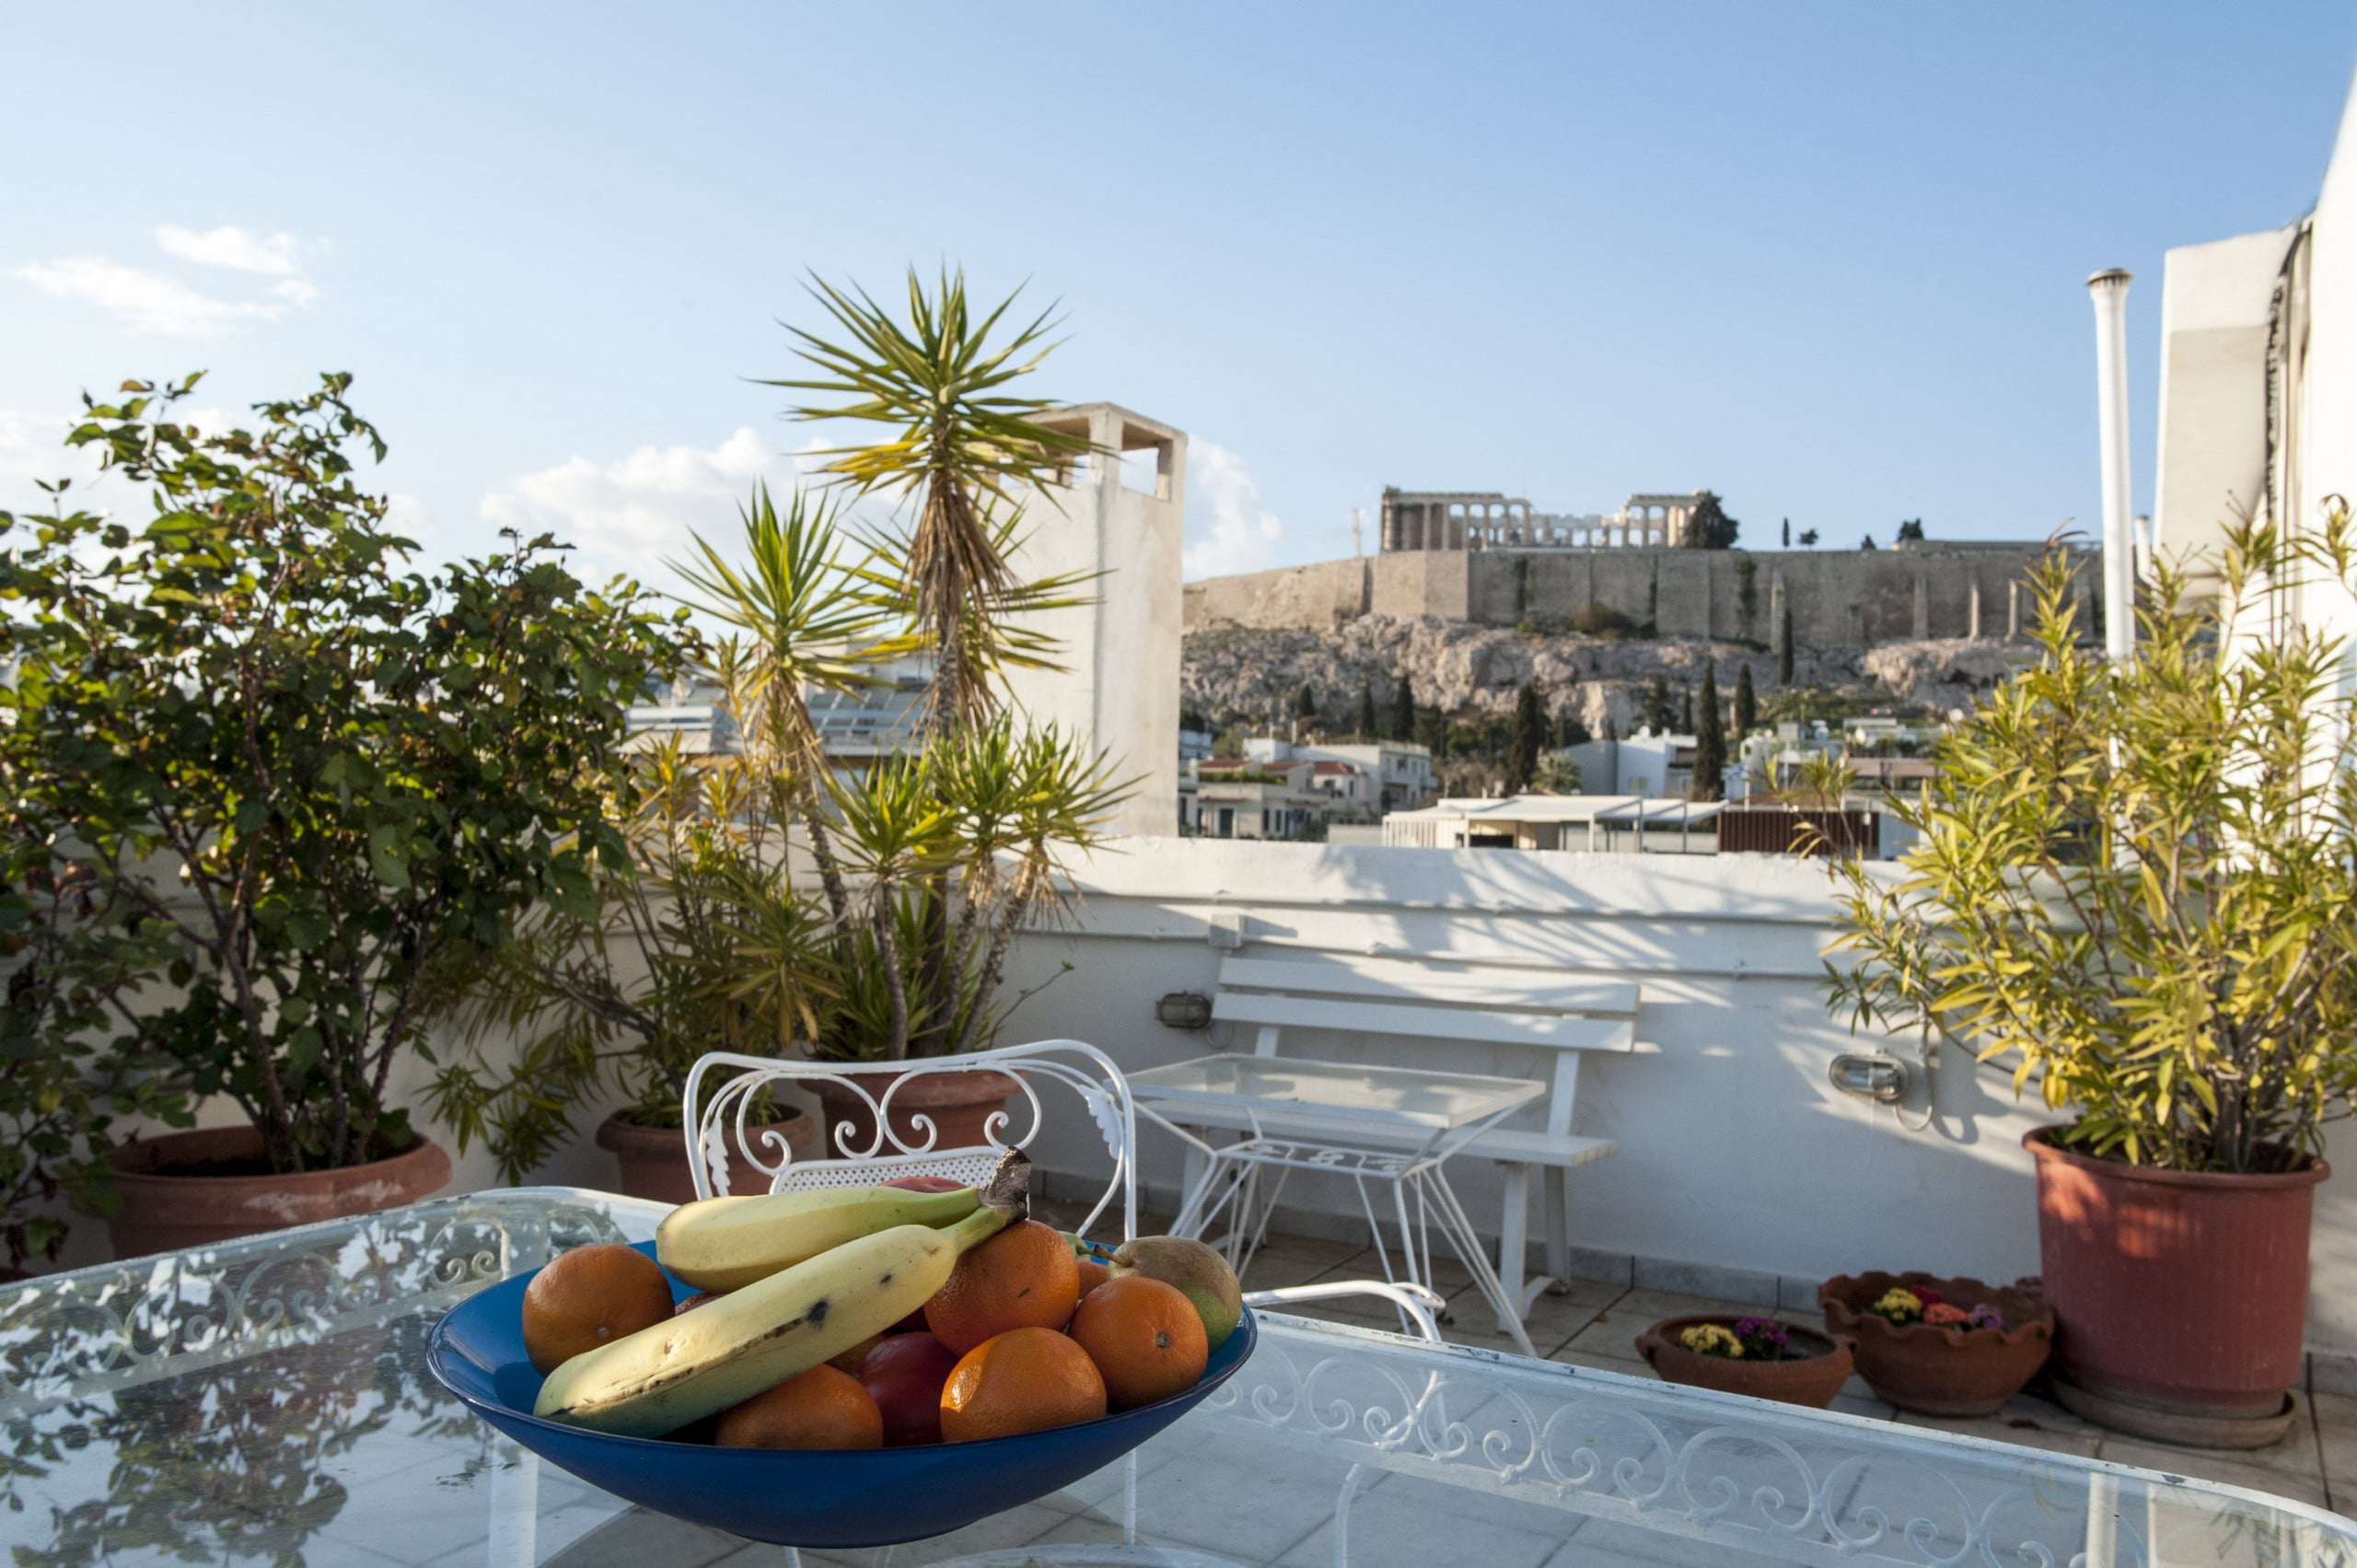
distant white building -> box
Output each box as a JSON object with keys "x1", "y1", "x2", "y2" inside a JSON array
[
  {"x1": 1383, "y1": 795, "x2": 1724, "y2": 854},
  {"x1": 1241, "y1": 736, "x2": 1436, "y2": 811},
  {"x1": 1564, "y1": 727, "x2": 1727, "y2": 799}
]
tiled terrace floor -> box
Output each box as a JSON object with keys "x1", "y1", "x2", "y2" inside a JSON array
[{"x1": 1045, "y1": 1202, "x2": 2355, "y2": 1515}]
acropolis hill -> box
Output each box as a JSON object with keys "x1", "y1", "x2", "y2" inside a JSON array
[{"x1": 1182, "y1": 486, "x2": 2095, "y2": 653}]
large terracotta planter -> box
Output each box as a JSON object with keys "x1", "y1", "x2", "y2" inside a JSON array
[
  {"x1": 810, "y1": 1068, "x2": 1022, "y2": 1161},
  {"x1": 1635, "y1": 1316, "x2": 1854, "y2": 1409},
  {"x1": 596, "y1": 1109, "x2": 819, "y2": 1204},
  {"x1": 1819, "y1": 1272, "x2": 2052, "y2": 1416},
  {"x1": 2026, "y1": 1126, "x2": 2327, "y2": 1430},
  {"x1": 102, "y1": 1125, "x2": 451, "y2": 1259}
]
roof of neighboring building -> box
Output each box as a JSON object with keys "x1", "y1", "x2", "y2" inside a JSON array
[{"x1": 1387, "y1": 795, "x2": 1725, "y2": 825}]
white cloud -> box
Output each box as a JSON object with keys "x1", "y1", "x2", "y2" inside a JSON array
[
  {"x1": 155, "y1": 225, "x2": 309, "y2": 276},
  {"x1": 17, "y1": 256, "x2": 290, "y2": 337},
  {"x1": 480, "y1": 428, "x2": 819, "y2": 583},
  {"x1": 18, "y1": 225, "x2": 326, "y2": 337},
  {"x1": 0, "y1": 412, "x2": 94, "y2": 508},
  {"x1": 385, "y1": 492, "x2": 438, "y2": 559},
  {"x1": 1182, "y1": 438, "x2": 1285, "y2": 579}
]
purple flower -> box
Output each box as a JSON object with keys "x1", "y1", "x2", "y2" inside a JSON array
[
  {"x1": 1968, "y1": 1303, "x2": 2007, "y2": 1331},
  {"x1": 1733, "y1": 1316, "x2": 1792, "y2": 1358}
]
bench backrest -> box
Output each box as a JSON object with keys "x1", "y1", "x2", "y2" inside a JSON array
[{"x1": 1212, "y1": 955, "x2": 1640, "y2": 1139}]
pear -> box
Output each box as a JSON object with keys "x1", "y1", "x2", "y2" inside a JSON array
[{"x1": 1109, "y1": 1236, "x2": 1243, "y2": 1351}]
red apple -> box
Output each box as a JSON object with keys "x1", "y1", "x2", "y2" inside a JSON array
[
  {"x1": 877, "y1": 1175, "x2": 966, "y2": 1193},
  {"x1": 859, "y1": 1331, "x2": 960, "y2": 1446}
]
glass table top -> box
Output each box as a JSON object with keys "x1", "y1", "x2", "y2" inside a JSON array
[
  {"x1": 1128, "y1": 1054, "x2": 1544, "y2": 1129},
  {"x1": 2, "y1": 1187, "x2": 2351, "y2": 1567}
]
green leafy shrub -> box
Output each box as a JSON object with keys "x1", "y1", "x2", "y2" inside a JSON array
[
  {"x1": 0, "y1": 375, "x2": 691, "y2": 1177},
  {"x1": 1826, "y1": 511, "x2": 2357, "y2": 1172}
]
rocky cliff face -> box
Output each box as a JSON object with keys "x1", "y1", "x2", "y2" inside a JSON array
[{"x1": 1181, "y1": 615, "x2": 2025, "y2": 734}]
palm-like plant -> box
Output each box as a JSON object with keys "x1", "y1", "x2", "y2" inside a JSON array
[
  {"x1": 765, "y1": 268, "x2": 1094, "y2": 733},
  {"x1": 436, "y1": 268, "x2": 1133, "y2": 1152}
]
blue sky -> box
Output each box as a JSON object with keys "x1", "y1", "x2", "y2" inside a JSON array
[{"x1": 3, "y1": 4, "x2": 2352, "y2": 586}]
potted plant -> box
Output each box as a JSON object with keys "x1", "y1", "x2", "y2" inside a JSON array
[
  {"x1": 1818, "y1": 1273, "x2": 2051, "y2": 1416},
  {"x1": 428, "y1": 271, "x2": 1128, "y2": 1182},
  {"x1": 0, "y1": 375, "x2": 689, "y2": 1254},
  {"x1": 1826, "y1": 513, "x2": 2357, "y2": 1446},
  {"x1": 1634, "y1": 1313, "x2": 1854, "y2": 1409},
  {"x1": 0, "y1": 854, "x2": 185, "y2": 1274}
]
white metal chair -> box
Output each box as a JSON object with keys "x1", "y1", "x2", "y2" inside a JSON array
[
  {"x1": 680, "y1": 1040, "x2": 1450, "y2": 1342},
  {"x1": 680, "y1": 1039, "x2": 1141, "y2": 1243}
]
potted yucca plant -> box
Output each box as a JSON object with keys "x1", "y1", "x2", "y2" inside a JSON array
[{"x1": 1826, "y1": 510, "x2": 2357, "y2": 1446}]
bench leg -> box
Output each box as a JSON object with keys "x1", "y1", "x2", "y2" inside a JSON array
[
  {"x1": 1542, "y1": 1165, "x2": 1572, "y2": 1284},
  {"x1": 1496, "y1": 1161, "x2": 1531, "y2": 1335}
]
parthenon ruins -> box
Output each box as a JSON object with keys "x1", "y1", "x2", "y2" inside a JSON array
[{"x1": 1379, "y1": 486, "x2": 1708, "y2": 551}]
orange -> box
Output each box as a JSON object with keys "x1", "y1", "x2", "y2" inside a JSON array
[
  {"x1": 521, "y1": 1243, "x2": 676, "y2": 1375},
  {"x1": 938, "y1": 1327, "x2": 1107, "y2": 1442},
  {"x1": 924, "y1": 1219, "x2": 1080, "y2": 1355},
  {"x1": 1068, "y1": 1275, "x2": 1208, "y2": 1409},
  {"x1": 714, "y1": 1365, "x2": 883, "y2": 1450}
]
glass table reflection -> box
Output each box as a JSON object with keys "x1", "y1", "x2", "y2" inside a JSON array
[{"x1": 2, "y1": 1188, "x2": 2351, "y2": 1567}]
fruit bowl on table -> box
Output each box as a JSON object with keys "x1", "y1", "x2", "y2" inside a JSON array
[{"x1": 427, "y1": 1241, "x2": 1258, "y2": 1549}]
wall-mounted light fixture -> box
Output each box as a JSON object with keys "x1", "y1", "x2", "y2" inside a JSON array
[
  {"x1": 1828, "y1": 1052, "x2": 1909, "y2": 1103},
  {"x1": 1155, "y1": 991, "x2": 1213, "y2": 1030}
]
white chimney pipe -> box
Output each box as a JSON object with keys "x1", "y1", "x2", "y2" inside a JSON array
[{"x1": 2087, "y1": 269, "x2": 2135, "y2": 662}]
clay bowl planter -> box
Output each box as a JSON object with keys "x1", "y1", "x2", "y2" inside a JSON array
[
  {"x1": 1635, "y1": 1316, "x2": 1854, "y2": 1409},
  {"x1": 1819, "y1": 1272, "x2": 2052, "y2": 1417},
  {"x1": 101, "y1": 1125, "x2": 451, "y2": 1259},
  {"x1": 596, "y1": 1109, "x2": 819, "y2": 1205},
  {"x1": 809, "y1": 1067, "x2": 1023, "y2": 1161}
]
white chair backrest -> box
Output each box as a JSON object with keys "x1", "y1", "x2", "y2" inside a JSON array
[
  {"x1": 1213, "y1": 955, "x2": 1640, "y2": 1139},
  {"x1": 679, "y1": 1039, "x2": 1139, "y2": 1243}
]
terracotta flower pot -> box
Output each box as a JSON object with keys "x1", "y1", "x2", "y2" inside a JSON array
[
  {"x1": 101, "y1": 1125, "x2": 452, "y2": 1259},
  {"x1": 809, "y1": 1067, "x2": 1022, "y2": 1162},
  {"x1": 1635, "y1": 1316, "x2": 1854, "y2": 1409},
  {"x1": 2025, "y1": 1125, "x2": 2327, "y2": 1429},
  {"x1": 595, "y1": 1108, "x2": 818, "y2": 1204},
  {"x1": 1819, "y1": 1272, "x2": 2052, "y2": 1416}
]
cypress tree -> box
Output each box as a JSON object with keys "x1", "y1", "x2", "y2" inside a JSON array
[
  {"x1": 1356, "y1": 678, "x2": 1377, "y2": 739},
  {"x1": 1679, "y1": 688, "x2": 1695, "y2": 734},
  {"x1": 1640, "y1": 674, "x2": 1674, "y2": 734},
  {"x1": 1734, "y1": 664, "x2": 1757, "y2": 737},
  {"x1": 1295, "y1": 682, "x2": 1317, "y2": 720},
  {"x1": 1507, "y1": 681, "x2": 1543, "y2": 794},
  {"x1": 1392, "y1": 672, "x2": 1416, "y2": 741},
  {"x1": 1693, "y1": 665, "x2": 1726, "y2": 801}
]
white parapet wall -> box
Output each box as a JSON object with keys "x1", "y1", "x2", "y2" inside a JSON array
[{"x1": 989, "y1": 836, "x2": 2357, "y2": 1375}]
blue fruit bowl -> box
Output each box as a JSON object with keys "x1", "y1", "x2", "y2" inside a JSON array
[{"x1": 427, "y1": 1241, "x2": 1256, "y2": 1548}]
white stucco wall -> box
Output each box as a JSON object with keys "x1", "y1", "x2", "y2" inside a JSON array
[
  {"x1": 981, "y1": 838, "x2": 2357, "y2": 1367},
  {"x1": 1000, "y1": 403, "x2": 1187, "y2": 838}
]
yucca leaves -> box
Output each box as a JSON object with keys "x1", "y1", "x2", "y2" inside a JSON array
[
  {"x1": 763, "y1": 267, "x2": 1097, "y2": 734},
  {"x1": 1825, "y1": 507, "x2": 2357, "y2": 1173}
]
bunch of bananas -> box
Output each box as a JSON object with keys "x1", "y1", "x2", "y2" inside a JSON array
[{"x1": 533, "y1": 1152, "x2": 1030, "y2": 1437}]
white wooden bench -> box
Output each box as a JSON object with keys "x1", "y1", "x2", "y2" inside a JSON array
[{"x1": 1154, "y1": 954, "x2": 1640, "y2": 1338}]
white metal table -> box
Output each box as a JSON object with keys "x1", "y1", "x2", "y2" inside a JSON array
[
  {"x1": 4, "y1": 1189, "x2": 2354, "y2": 1567},
  {"x1": 1131, "y1": 1053, "x2": 1547, "y2": 1354}
]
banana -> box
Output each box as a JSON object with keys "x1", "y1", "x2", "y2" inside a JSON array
[
  {"x1": 656, "y1": 1182, "x2": 981, "y2": 1292},
  {"x1": 536, "y1": 1151, "x2": 1028, "y2": 1436}
]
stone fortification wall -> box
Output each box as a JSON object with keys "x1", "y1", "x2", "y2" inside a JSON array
[{"x1": 1183, "y1": 545, "x2": 2095, "y2": 651}]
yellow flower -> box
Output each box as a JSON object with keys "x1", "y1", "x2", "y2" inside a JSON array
[
  {"x1": 1680, "y1": 1323, "x2": 1745, "y2": 1358},
  {"x1": 1873, "y1": 1287, "x2": 1924, "y2": 1324}
]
